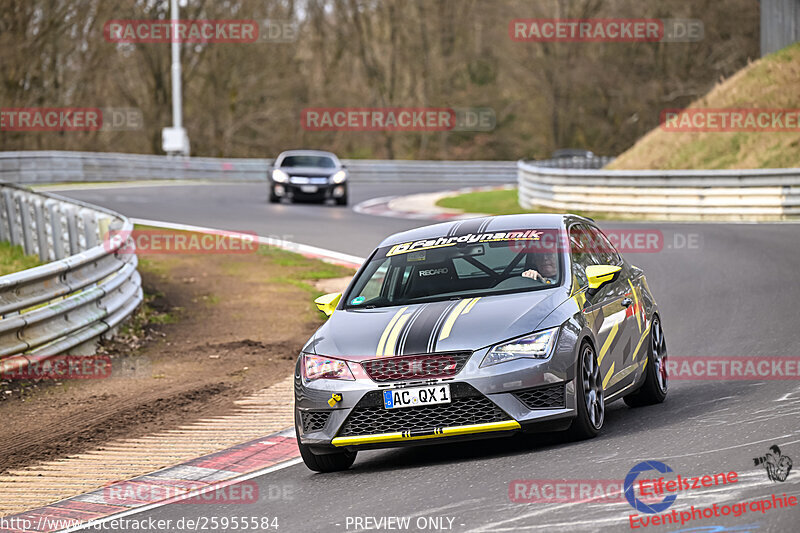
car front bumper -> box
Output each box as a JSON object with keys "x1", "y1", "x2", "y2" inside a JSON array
[
  {"x1": 294, "y1": 346, "x2": 579, "y2": 453},
  {"x1": 273, "y1": 182, "x2": 346, "y2": 200}
]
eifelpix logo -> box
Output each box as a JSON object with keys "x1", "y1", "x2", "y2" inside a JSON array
[
  {"x1": 625, "y1": 460, "x2": 678, "y2": 514},
  {"x1": 753, "y1": 445, "x2": 793, "y2": 482}
]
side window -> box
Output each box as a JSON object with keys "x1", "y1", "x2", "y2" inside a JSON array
[
  {"x1": 569, "y1": 224, "x2": 592, "y2": 288},
  {"x1": 585, "y1": 224, "x2": 621, "y2": 266}
]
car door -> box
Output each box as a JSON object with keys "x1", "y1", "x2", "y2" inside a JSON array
[{"x1": 569, "y1": 223, "x2": 633, "y2": 395}]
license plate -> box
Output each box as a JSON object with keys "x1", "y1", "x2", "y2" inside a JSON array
[
  {"x1": 383, "y1": 384, "x2": 451, "y2": 409},
  {"x1": 300, "y1": 185, "x2": 318, "y2": 193}
]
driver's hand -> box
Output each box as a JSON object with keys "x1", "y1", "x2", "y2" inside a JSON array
[{"x1": 522, "y1": 269, "x2": 542, "y2": 281}]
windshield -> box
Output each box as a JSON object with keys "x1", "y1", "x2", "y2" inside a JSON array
[
  {"x1": 279, "y1": 155, "x2": 336, "y2": 168},
  {"x1": 344, "y1": 229, "x2": 562, "y2": 309}
]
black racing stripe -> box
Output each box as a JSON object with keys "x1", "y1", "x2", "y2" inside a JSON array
[
  {"x1": 447, "y1": 221, "x2": 463, "y2": 237},
  {"x1": 622, "y1": 336, "x2": 633, "y2": 365},
  {"x1": 397, "y1": 305, "x2": 427, "y2": 356},
  {"x1": 453, "y1": 217, "x2": 487, "y2": 237},
  {"x1": 429, "y1": 300, "x2": 459, "y2": 352},
  {"x1": 400, "y1": 301, "x2": 454, "y2": 355}
]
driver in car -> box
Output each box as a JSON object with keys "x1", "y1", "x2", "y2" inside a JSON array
[{"x1": 522, "y1": 251, "x2": 558, "y2": 284}]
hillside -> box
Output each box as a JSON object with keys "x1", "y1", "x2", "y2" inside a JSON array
[{"x1": 609, "y1": 42, "x2": 800, "y2": 169}]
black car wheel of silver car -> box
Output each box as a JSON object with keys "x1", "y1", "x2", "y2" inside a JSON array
[
  {"x1": 624, "y1": 315, "x2": 668, "y2": 407},
  {"x1": 569, "y1": 341, "x2": 604, "y2": 439},
  {"x1": 296, "y1": 427, "x2": 357, "y2": 473}
]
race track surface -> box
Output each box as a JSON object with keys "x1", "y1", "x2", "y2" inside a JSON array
[{"x1": 55, "y1": 182, "x2": 800, "y2": 533}]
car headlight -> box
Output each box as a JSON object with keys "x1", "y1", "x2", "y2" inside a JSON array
[
  {"x1": 272, "y1": 169, "x2": 289, "y2": 183},
  {"x1": 481, "y1": 327, "x2": 559, "y2": 367},
  {"x1": 330, "y1": 170, "x2": 347, "y2": 184},
  {"x1": 302, "y1": 353, "x2": 355, "y2": 381}
]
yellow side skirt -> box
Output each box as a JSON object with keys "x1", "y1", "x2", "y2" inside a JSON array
[{"x1": 331, "y1": 420, "x2": 521, "y2": 447}]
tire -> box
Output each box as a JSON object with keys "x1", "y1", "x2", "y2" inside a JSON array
[
  {"x1": 624, "y1": 315, "x2": 668, "y2": 407},
  {"x1": 297, "y1": 436, "x2": 357, "y2": 473},
  {"x1": 335, "y1": 194, "x2": 348, "y2": 206},
  {"x1": 269, "y1": 189, "x2": 280, "y2": 203},
  {"x1": 568, "y1": 341, "x2": 604, "y2": 440}
]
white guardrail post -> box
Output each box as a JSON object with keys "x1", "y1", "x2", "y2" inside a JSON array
[
  {"x1": 518, "y1": 157, "x2": 800, "y2": 221},
  {"x1": 0, "y1": 183, "x2": 143, "y2": 370}
]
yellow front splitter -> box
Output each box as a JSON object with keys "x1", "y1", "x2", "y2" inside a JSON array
[{"x1": 331, "y1": 420, "x2": 521, "y2": 447}]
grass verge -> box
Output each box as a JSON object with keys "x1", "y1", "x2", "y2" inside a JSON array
[
  {"x1": 0, "y1": 241, "x2": 42, "y2": 276},
  {"x1": 436, "y1": 188, "x2": 611, "y2": 220}
]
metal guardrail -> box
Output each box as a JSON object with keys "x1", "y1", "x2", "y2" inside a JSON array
[
  {"x1": 0, "y1": 151, "x2": 271, "y2": 183},
  {"x1": 0, "y1": 183, "x2": 142, "y2": 369},
  {"x1": 0, "y1": 151, "x2": 517, "y2": 184},
  {"x1": 518, "y1": 158, "x2": 800, "y2": 220}
]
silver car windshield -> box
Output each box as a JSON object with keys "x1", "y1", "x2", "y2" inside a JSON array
[
  {"x1": 280, "y1": 155, "x2": 336, "y2": 168},
  {"x1": 344, "y1": 232, "x2": 562, "y2": 309}
]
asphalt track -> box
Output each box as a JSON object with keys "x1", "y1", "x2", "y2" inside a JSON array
[{"x1": 53, "y1": 182, "x2": 800, "y2": 533}]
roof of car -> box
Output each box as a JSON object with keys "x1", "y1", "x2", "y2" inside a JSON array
[
  {"x1": 377, "y1": 214, "x2": 591, "y2": 247},
  {"x1": 276, "y1": 149, "x2": 338, "y2": 158}
]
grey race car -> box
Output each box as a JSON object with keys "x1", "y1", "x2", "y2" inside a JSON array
[{"x1": 294, "y1": 214, "x2": 668, "y2": 472}]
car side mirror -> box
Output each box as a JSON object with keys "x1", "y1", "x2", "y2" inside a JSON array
[
  {"x1": 586, "y1": 265, "x2": 621, "y2": 291},
  {"x1": 314, "y1": 292, "x2": 341, "y2": 317}
]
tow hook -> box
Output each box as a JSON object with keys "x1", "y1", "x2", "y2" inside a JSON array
[{"x1": 328, "y1": 393, "x2": 342, "y2": 407}]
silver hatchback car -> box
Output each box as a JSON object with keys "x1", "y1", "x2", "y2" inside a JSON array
[{"x1": 295, "y1": 214, "x2": 668, "y2": 471}]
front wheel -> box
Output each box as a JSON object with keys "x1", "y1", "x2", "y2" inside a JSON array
[
  {"x1": 568, "y1": 341, "x2": 604, "y2": 440},
  {"x1": 297, "y1": 436, "x2": 357, "y2": 472},
  {"x1": 624, "y1": 316, "x2": 668, "y2": 407}
]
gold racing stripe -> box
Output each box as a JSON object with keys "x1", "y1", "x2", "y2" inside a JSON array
[
  {"x1": 376, "y1": 307, "x2": 408, "y2": 356},
  {"x1": 631, "y1": 323, "x2": 652, "y2": 362},
  {"x1": 602, "y1": 362, "x2": 615, "y2": 389},
  {"x1": 438, "y1": 299, "x2": 472, "y2": 341},
  {"x1": 383, "y1": 313, "x2": 411, "y2": 356},
  {"x1": 597, "y1": 322, "x2": 619, "y2": 365},
  {"x1": 463, "y1": 296, "x2": 481, "y2": 314}
]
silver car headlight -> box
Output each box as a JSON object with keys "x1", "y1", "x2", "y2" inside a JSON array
[
  {"x1": 272, "y1": 169, "x2": 289, "y2": 183},
  {"x1": 481, "y1": 327, "x2": 559, "y2": 367},
  {"x1": 330, "y1": 170, "x2": 347, "y2": 184}
]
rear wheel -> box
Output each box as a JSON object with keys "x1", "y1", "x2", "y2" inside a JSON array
[
  {"x1": 624, "y1": 316, "x2": 668, "y2": 407},
  {"x1": 568, "y1": 341, "x2": 604, "y2": 440},
  {"x1": 296, "y1": 430, "x2": 357, "y2": 472}
]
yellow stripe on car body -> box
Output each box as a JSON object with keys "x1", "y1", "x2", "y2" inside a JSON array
[
  {"x1": 376, "y1": 306, "x2": 408, "y2": 356},
  {"x1": 438, "y1": 298, "x2": 480, "y2": 341},
  {"x1": 331, "y1": 420, "x2": 521, "y2": 447}
]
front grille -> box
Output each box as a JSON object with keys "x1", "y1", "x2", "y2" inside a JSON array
[
  {"x1": 289, "y1": 176, "x2": 329, "y2": 185},
  {"x1": 338, "y1": 382, "x2": 509, "y2": 437},
  {"x1": 512, "y1": 383, "x2": 566, "y2": 409},
  {"x1": 361, "y1": 352, "x2": 473, "y2": 383},
  {"x1": 301, "y1": 410, "x2": 331, "y2": 432}
]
